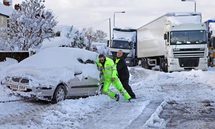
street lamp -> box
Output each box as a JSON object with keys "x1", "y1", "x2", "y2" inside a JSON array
[
  {"x1": 113, "y1": 11, "x2": 125, "y2": 27},
  {"x1": 181, "y1": 0, "x2": 196, "y2": 12}
]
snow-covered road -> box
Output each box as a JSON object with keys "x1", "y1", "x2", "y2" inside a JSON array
[{"x1": 1, "y1": 67, "x2": 215, "y2": 129}]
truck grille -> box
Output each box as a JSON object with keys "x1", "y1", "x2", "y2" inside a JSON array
[
  {"x1": 179, "y1": 58, "x2": 199, "y2": 67},
  {"x1": 173, "y1": 48, "x2": 205, "y2": 58}
]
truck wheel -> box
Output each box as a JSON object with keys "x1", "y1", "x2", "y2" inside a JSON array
[
  {"x1": 132, "y1": 59, "x2": 138, "y2": 66},
  {"x1": 141, "y1": 58, "x2": 149, "y2": 69},
  {"x1": 52, "y1": 85, "x2": 66, "y2": 104},
  {"x1": 160, "y1": 58, "x2": 168, "y2": 72}
]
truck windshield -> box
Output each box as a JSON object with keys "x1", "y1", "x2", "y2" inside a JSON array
[
  {"x1": 170, "y1": 30, "x2": 207, "y2": 45},
  {"x1": 111, "y1": 40, "x2": 131, "y2": 49}
]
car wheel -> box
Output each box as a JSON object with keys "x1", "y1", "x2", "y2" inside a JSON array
[{"x1": 52, "y1": 85, "x2": 66, "y2": 104}]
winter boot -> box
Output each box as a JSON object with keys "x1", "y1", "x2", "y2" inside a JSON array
[{"x1": 115, "y1": 94, "x2": 120, "y2": 101}]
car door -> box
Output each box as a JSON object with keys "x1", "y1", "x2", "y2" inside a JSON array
[
  {"x1": 82, "y1": 76, "x2": 99, "y2": 96},
  {"x1": 67, "y1": 72, "x2": 99, "y2": 97}
]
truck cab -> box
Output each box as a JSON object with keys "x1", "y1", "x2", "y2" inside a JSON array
[
  {"x1": 137, "y1": 12, "x2": 208, "y2": 72},
  {"x1": 109, "y1": 28, "x2": 137, "y2": 66},
  {"x1": 164, "y1": 23, "x2": 208, "y2": 71}
]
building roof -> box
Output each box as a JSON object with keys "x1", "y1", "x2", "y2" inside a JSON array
[{"x1": 0, "y1": 3, "x2": 13, "y2": 17}]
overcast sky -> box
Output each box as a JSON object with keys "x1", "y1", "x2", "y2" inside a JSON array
[{"x1": 12, "y1": 0, "x2": 215, "y2": 32}]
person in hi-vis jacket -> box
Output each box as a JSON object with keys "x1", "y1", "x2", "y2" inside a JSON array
[{"x1": 96, "y1": 54, "x2": 131, "y2": 101}]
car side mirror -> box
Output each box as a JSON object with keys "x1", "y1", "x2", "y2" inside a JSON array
[{"x1": 107, "y1": 40, "x2": 110, "y2": 47}]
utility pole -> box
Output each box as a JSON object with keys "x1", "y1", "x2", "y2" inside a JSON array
[
  {"x1": 109, "y1": 18, "x2": 111, "y2": 42},
  {"x1": 181, "y1": 0, "x2": 196, "y2": 12}
]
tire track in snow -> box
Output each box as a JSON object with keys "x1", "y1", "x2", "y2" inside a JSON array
[
  {"x1": 79, "y1": 98, "x2": 150, "y2": 129},
  {"x1": 0, "y1": 101, "x2": 53, "y2": 125}
]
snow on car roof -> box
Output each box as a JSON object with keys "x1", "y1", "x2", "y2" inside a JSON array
[{"x1": 19, "y1": 47, "x2": 97, "y2": 68}]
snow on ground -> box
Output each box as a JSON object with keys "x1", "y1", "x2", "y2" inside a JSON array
[{"x1": 1, "y1": 58, "x2": 215, "y2": 129}]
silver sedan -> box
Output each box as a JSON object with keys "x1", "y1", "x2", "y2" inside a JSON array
[{"x1": 2, "y1": 47, "x2": 101, "y2": 103}]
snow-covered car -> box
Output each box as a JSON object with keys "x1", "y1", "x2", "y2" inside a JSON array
[{"x1": 1, "y1": 47, "x2": 100, "y2": 103}]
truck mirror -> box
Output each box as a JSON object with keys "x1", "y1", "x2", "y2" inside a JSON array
[
  {"x1": 107, "y1": 40, "x2": 110, "y2": 47},
  {"x1": 208, "y1": 31, "x2": 212, "y2": 39},
  {"x1": 164, "y1": 33, "x2": 167, "y2": 40}
]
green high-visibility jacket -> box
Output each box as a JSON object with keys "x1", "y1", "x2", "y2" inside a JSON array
[{"x1": 96, "y1": 57, "x2": 118, "y2": 81}]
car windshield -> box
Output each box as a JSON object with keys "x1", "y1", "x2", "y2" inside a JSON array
[
  {"x1": 170, "y1": 30, "x2": 207, "y2": 45},
  {"x1": 111, "y1": 40, "x2": 131, "y2": 49}
]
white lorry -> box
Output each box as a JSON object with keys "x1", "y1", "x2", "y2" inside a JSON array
[
  {"x1": 109, "y1": 28, "x2": 137, "y2": 66},
  {"x1": 137, "y1": 12, "x2": 208, "y2": 72}
]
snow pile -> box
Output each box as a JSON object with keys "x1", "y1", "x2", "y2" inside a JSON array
[
  {"x1": 143, "y1": 101, "x2": 167, "y2": 129},
  {"x1": 40, "y1": 95, "x2": 110, "y2": 129},
  {"x1": 2, "y1": 47, "x2": 99, "y2": 87},
  {"x1": 130, "y1": 67, "x2": 215, "y2": 102},
  {"x1": 0, "y1": 58, "x2": 18, "y2": 71}
]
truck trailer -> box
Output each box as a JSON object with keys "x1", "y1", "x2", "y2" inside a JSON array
[{"x1": 137, "y1": 12, "x2": 208, "y2": 72}]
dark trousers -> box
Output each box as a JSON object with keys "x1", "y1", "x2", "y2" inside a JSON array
[{"x1": 120, "y1": 78, "x2": 136, "y2": 98}]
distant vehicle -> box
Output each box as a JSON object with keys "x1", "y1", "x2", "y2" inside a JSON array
[
  {"x1": 137, "y1": 12, "x2": 208, "y2": 72},
  {"x1": 108, "y1": 28, "x2": 137, "y2": 66},
  {"x1": 1, "y1": 47, "x2": 100, "y2": 103},
  {"x1": 205, "y1": 19, "x2": 215, "y2": 66}
]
